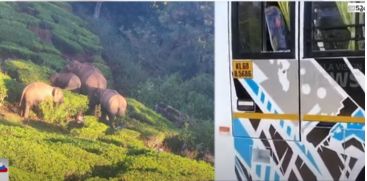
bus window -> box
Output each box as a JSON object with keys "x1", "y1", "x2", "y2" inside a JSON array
[
  {"x1": 232, "y1": 2, "x2": 295, "y2": 59},
  {"x1": 304, "y1": 2, "x2": 365, "y2": 57}
]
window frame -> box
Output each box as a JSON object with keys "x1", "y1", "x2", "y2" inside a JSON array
[
  {"x1": 231, "y1": 2, "x2": 296, "y2": 59},
  {"x1": 303, "y1": 2, "x2": 365, "y2": 58}
]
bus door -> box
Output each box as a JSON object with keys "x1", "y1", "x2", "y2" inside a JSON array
[
  {"x1": 230, "y1": 2, "x2": 300, "y2": 172},
  {"x1": 299, "y1": 2, "x2": 365, "y2": 180}
]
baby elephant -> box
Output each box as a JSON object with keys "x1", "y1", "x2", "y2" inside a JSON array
[
  {"x1": 90, "y1": 88, "x2": 127, "y2": 128},
  {"x1": 19, "y1": 82, "x2": 64, "y2": 118},
  {"x1": 50, "y1": 72, "x2": 81, "y2": 92}
]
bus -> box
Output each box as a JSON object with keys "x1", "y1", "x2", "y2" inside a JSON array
[{"x1": 215, "y1": 1, "x2": 365, "y2": 180}]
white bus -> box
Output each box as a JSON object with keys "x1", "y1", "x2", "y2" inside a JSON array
[{"x1": 215, "y1": 1, "x2": 365, "y2": 180}]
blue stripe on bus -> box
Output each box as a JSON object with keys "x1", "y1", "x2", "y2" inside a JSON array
[
  {"x1": 286, "y1": 126, "x2": 291, "y2": 136},
  {"x1": 265, "y1": 166, "x2": 270, "y2": 181},
  {"x1": 274, "y1": 172, "x2": 279, "y2": 181},
  {"x1": 256, "y1": 164, "x2": 261, "y2": 177},
  {"x1": 267, "y1": 102, "x2": 272, "y2": 111},
  {"x1": 245, "y1": 79, "x2": 259, "y2": 95},
  {"x1": 260, "y1": 92, "x2": 265, "y2": 103}
]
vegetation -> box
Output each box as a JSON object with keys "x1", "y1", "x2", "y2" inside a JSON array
[
  {"x1": 2, "y1": 59, "x2": 53, "y2": 84},
  {"x1": 74, "y1": 2, "x2": 214, "y2": 155},
  {"x1": 0, "y1": 97, "x2": 213, "y2": 180},
  {"x1": 39, "y1": 91, "x2": 89, "y2": 125},
  {"x1": 0, "y1": 72, "x2": 12, "y2": 105},
  {"x1": 0, "y1": 2, "x2": 102, "y2": 71}
]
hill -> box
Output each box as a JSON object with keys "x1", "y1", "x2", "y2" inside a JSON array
[
  {"x1": 0, "y1": 2, "x2": 214, "y2": 180},
  {"x1": 0, "y1": 98, "x2": 213, "y2": 180}
]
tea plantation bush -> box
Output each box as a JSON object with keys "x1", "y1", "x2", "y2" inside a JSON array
[
  {"x1": 99, "y1": 129, "x2": 146, "y2": 149},
  {"x1": 2, "y1": 59, "x2": 53, "y2": 84},
  {"x1": 120, "y1": 148, "x2": 214, "y2": 181},
  {"x1": 0, "y1": 71, "x2": 24, "y2": 104},
  {"x1": 0, "y1": 97, "x2": 214, "y2": 180},
  {"x1": 0, "y1": 72, "x2": 11, "y2": 105},
  {"x1": 39, "y1": 91, "x2": 88, "y2": 125},
  {"x1": 70, "y1": 116, "x2": 108, "y2": 140}
]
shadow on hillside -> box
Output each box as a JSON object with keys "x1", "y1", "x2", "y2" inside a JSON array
[
  {"x1": 126, "y1": 148, "x2": 151, "y2": 156},
  {"x1": 63, "y1": 160, "x2": 128, "y2": 180},
  {"x1": 24, "y1": 120, "x2": 68, "y2": 134},
  {"x1": 0, "y1": 119, "x2": 24, "y2": 128},
  {"x1": 45, "y1": 137, "x2": 104, "y2": 155},
  {"x1": 65, "y1": 148, "x2": 154, "y2": 180}
]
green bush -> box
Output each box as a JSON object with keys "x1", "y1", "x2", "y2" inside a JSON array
[
  {"x1": 36, "y1": 52, "x2": 66, "y2": 71},
  {"x1": 9, "y1": 167, "x2": 48, "y2": 181},
  {"x1": 4, "y1": 78, "x2": 24, "y2": 103},
  {"x1": 0, "y1": 19, "x2": 43, "y2": 51},
  {"x1": 0, "y1": 3, "x2": 40, "y2": 26},
  {"x1": 70, "y1": 116, "x2": 108, "y2": 140},
  {"x1": 39, "y1": 91, "x2": 88, "y2": 125},
  {"x1": 2, "y1": 59, "x2": 54, "y2": 84},
  {"x1": 127, "y1": 98, "x2": 173, "y2": 130},
  {"x1": 0, "y1": 71, "x2": 24, "y2": 104},
  {"x1": 52, "y1": 32, "x2": 84, "y2": 55},
  {"x1": 99, "y1": 129, "x2": 145, "y2": 149},
  {"x1": 0, "y1": 72, "x2": 11, "y2": 105},
  {"x1": 119, "y1": 149, "x2": 214, "y2": 181},
  {"x1": 0, "y1": 42, "x2": 37, "y2": 60},
  {"x1": 0, "y1": 2, "x2": 102, "y2": 64}
]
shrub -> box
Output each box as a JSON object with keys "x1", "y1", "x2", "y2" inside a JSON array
[
  {"x1": 2, "y1": 59, "x2": 54, "y2": 84},
  {"x1": 39, "y1": 91, "x2": 88, "y2": 125},
  {"x1": 0, "y1": 72, "x2": 11, "y2": 105},
  {"x1": 4, "y1": 78, "x2": 24, "y2": 103},
  {"x1": 70, "y1": 116, "x2": 108, "y2": 140},
  {"x1": 52, "y1": 32, "x2": 84, "y2": 55},
  {"x1": 10, "y1": 167, "x2": 48, "y2": 181},
  {"x1": 127, "y1": 98, "x2": 173, "y2": 130},
  {"x1": 119, "y1": 148, "x2": 214, "y2": 181},
  {"x1": 99, "y1": 129, "x2": 145, "y2": 149},
  {"x1": 0, "y1": 42, "x2": 37, "y2": 60},
  {"x1": 0, "y1": 19, "x2": 43, "y2": 51},
  {"x1": 0, "y1": 71, "x2": 24, "y2": 104},
  {"x1": 36, "y1": 52, "x2": 66, "y2": 71}
]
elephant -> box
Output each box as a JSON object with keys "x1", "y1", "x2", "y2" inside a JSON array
[
  {"x1": 19, "y1": 82, "x2": 64, "y2": 118},
  {"x1": 89, "y1": 88, "x2": 127, "y2": 128},
  {"x1": 50, "y1": 72, "x2": 81, "y2": 92},
  {"x1": 63, "y1": 61, "x2": 107, "y2": 94}
]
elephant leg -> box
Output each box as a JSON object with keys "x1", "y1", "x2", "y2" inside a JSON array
[
  {"x1": 93, "y1": 104, "x2": 102, "y2": 117},
  {"x1": 108, "y1": 113, "x2": 116, "y2": 129},
  {"x1": 100, "y1": 111, "x2": 109, "y2": 124},
  {"x1": 24, "y1": 103, "x2": 31, "y2": 119},
  {"x1": 19, "y1": 104, "x2": 24, "y2": 117}
]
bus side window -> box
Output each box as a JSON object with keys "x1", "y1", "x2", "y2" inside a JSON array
[
  {"x1": 305, "y1": 2, "x2": 365, "y2": 57},
  {"x1": 233, "y1": 2, "x2": 293, "y2": 57}
]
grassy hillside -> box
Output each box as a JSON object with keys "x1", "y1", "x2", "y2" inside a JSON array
[
  {"x1": 0, "y1": 2, "x2": 214, "y2": 180},
  {"x1": 0, "y1": 2, "x2": 109, "y2": 72},
  {"x1": 0, "y1": 104, "x2": 213, "y2": 180}
]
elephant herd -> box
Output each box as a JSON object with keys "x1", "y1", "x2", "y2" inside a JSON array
[{"x1": 19, "y1": 60, "x2": 127, "y2": 128}]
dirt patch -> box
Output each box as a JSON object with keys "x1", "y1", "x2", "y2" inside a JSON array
[
  {"x1": 29, "y1": 26, "x2": 53, "y2": 44},
  {"x1": 0, "y1": 103, "x2": 23, "y2": 122},
  {"x1": 63, "y1": 53, "x2": 94, "y2": 63}
]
